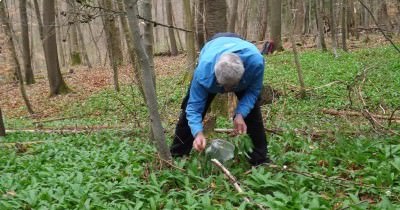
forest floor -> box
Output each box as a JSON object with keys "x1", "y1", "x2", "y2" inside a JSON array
[{"x1": 1, "y1": 34, "x2": 400, "y2": 209}]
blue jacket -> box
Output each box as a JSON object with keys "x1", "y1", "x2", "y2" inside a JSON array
[{"x1": 186, "y1": 37, "x2": 265, "y2": 137}]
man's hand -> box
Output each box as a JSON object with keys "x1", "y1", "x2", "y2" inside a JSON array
[
  {"x1": 234, "y1": 114, "x2": 247, "y2": 134},
  {"x1": 193, "y1": 132, "x2": 206, "y2": 151}
]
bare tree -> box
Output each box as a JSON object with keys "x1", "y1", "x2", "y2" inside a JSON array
[
  {"x1": 315, "y1": 0, "x2": 327, "y2": 51},
  {"x1": 0, "y1": 108, "x2": 5, "y2": 136},
  {"x1": 195, "y1": 0, "x2": 205, "y2": 49},
  {"x1": 165, "y1": 0, "x2": 178, "y2": 55},
  {"x1": 270, "y1": 0, "x2": 283, "y2": 51},
  {"x1": 183, "y1": 0, "x2": 196, "y2": 74},
  {"x1": 0, "y1": 1, "x2": 34, "y2": 113},
  {"x1": 204, "y1": 0, "x2": 227, "y2": 39},
  {"x1": 140, "y1": 0, "x2": 155, "y2": 87},
  {"x1": 124, "y1": 0, "x2": 172, "y2": 162},
  {"x1": 67, "y1": 0, "x2": 82, "y2": 65},
  {"x1": 341, "y1": 0, "x2": 348, "y2": 52},
  {"x1": 228, "y1": 0, "x2": 239, "y2": 32},
  {"x1": 42, "y1": 0, "x2": 70, "y2": 96},
  {"x1": 259, "y1": 0, "x2": 269, "y2": 40},
  {"x1": 330, "y1": 0, "x2": 339, "y2": 57},
  {"x1": 76, "y1": 23, "x2": 92, "y2": 68},
  {"x1": 19, "y1": 0, "x2": 34, "y2": 84}
]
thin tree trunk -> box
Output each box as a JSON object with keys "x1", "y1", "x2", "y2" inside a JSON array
[
  {"x1": 140, "y1": 0, "x2": 155, "y2": 87},
  {"x1": 303, "y1": 0, "x2": 310, "y2": 34},
  {"x1": 330, "y1": 0, "x2": 339, "y2": 57},
  {"x1": 0, "y1": 108, "x2": 5, "y2": 136},
  {"x1": 55, "y1": 3, "x2": 66, "y2": 67},
  {"x1": 33, "y1": 0, "x2": 44, "y2": 41},
  {"x1": 341, "y1": 0, "x2": 348, "y2": 51},
  {"x1": 195, "y1": 0, "x2": 205, "y2": 49},
  {"x1": 240, "y1": 0, "x2": 249, "y2": 39},
  {"x1": 183, "y1": 0, "x2": 196, "y2": 75},
  {"x1": 88, "y1": 23, "x2": 102, "y2": 63},
  {"x1": 270, "y1": 0, "x2": 283, "y2": 51},
  {"x1": 77, "y1": 23, "x2": 92, "y2": 68},
  {"x1": 259, "y1": 0, "x2": 269, "y2": 40},
  {"x1": 43, "y1": 0, "x2": 70, "y2": 96},
  {"x1": 19, "y1": 0, "x2": 35, "y2": 84},
  {"x1": 0, "y1": 1, "x2": 34, "y2": 113},
  {"x1": 124, "y1": 0, "x2": 172, "y2": 162},
  {"x1": 228, "y1": 0, "x2": 239, "y2": 32},
  {"x1": 295, "y1": 0, "x2": 304, "y2": 34},
  {"x1": 165, "y1": 0, "x2": 178, "y2": 55},
  {"x1": 68, "y1": 1, "x2": 82, "y2": 65},
  {"x1": 290, "y1": 8, "x2": 306, "y2": 98},
  {"x1": 315, "y1": 0, "x2": 327, "y2": 51}
]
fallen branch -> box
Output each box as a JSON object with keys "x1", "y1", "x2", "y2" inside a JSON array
[
  {"x1": 322, "y1": 108, "x2": 400, "y2": 122},
  {"x1": 32, "y1": 115, "x2": 82, "y2": 124},
  {"x1": 211, "y1": 159, "x2": 267, "y2": 210},
  {"x1": 5, "y1": 126, "x2": 132, "y2": 134}
]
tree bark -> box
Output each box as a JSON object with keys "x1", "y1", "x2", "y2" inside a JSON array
[
  {"x1": 330, "y1": 0, "x2": 339, "y2": 57},
  {"x1": 315, "y1": 0, "x2": 327, "y2": 51},
  {"x1": 303, "y1": 0, "x2": 310, "y2": 34},
  {"x1": 183, "y1": 0, "x2": 196, "y2": 76},
  {"x1": 76, "y1": 23, "x2": 92, "y2": 68},
  {"x1": 295, "y1": 0, "x2": 305, "y2": 34},
  {"x1": 259, "y1": 0, "x2": 269, "y2": 40},
  {"x1": 124, "y1": 0, "x2": 172, "y2": 162},
  {"x1": 270, "y1": 0, "x2": 283, "y2": 51},
  {"x1": 67, "y1": 0, "x2": 82, "y2": 65},
  {"x1": 239, "y1": 0, "x2": 249, "y2": 39},
  {"x1": 42, "y1": 0, "x2": 70, "y2": 96},
  {"x1": 165, "y1": 0, "x2": 178, "y2": 55},
  {"x1": 341, "y1": 0, "x2": 348, "y2": 52},
  {"x1": 0, "y1": 1, "x2": 34, "y2": 113},
  {"x1": 55, "y1": 3, "x2": 66, "y2": 67},
  {"x1": 140, "y1": 0, "x2": 155, "y2": 87},
  {"x1": 0, "y1": 108, "x2": 5, "y2": 137},
  {"x1": 19, "y1": 0, "x2": 35, "y2": 84},
  {"x1": 228, "y1": 0, "x2": 239, "y2": 32},
  {"x1": 204, "y1": 0, "x2": 227, "y2": 39},
  {"x1": 195, "y1": 0, "x2": 205, "y2": 49}
]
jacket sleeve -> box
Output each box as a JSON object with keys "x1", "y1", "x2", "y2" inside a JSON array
[
  {"x1": 235, "y1": 62, "x2": 264, "y2": 118},
  {"x1": 186, "y1": 79, "x2": 208, "y2": 137}
]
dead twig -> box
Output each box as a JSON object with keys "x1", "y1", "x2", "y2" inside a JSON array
[
  {"x1": 211, "y1": 159, "x2": 267, "y2": 210},
  {"x1": 388, "y1": 106, "x2": 400, "y2": 127},
  {"x1": 322, "y1": 108, "x2": 400, "y2": 122}
]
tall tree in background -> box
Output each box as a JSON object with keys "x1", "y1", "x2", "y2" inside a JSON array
[
  {"x1": 315, "y1": 0, "x2": 327, "y2": 51},
  {"x1": 19, "y1": 0, "x2": 34, "y2": 84},
  {"x1": 259, "y1": 0, "x2": 269, "y2": 40},
  {"x1": 290, "y1": 7, "x2": 306, "y2": 98},
  {"x1": 76, "y1": 23, "x2": 92, "y2": 68},
  {"x1": 165, "y1": 0, "x2": 178, "y2": 55},
  {"x1": 330, "y1": 0, "x2": 339, "y2": 57},
  {"x1": 101, "y1": 0, "x2": 123, "y2": 92},
  {"x1": 227, "y1": 0, "x2": 239, "y2": 32},
  {"x1": 67, "y1": 1, "x2": 82, "y2": 65},
  {"x1": 0, "y1": 1, "x2": 34, "y2": 113},
  {"x1": 294, "y1": 0, "x2": 304, "y2": 35},
  {"x1": 124, "y1": 0, "x2": 172, "y2": 162},
  {"x1": 341, "y1": 0, "x2": 348, "y2": 52},
  {"x1": 183, "y1": 0, "x2": 196, "y2": 76},
  {"x1": 239, "y1": 0, "x2": 249, "y2": 38},
  {"x1": 42, "y1": 0, "x2": 70, "y2": 96},
  {"x1": 204, "y1": 0, "x2": 227, "y2": 39},
  {"x1": 270, "y1": 0, "x2": 283, "y2": 51},
  {"x1": 195, "y1": 0, "x2": 205, "y2": 49},
  {"x1": 55, "y1": 3, "x2": 66, "y2": 67},
  {"x1": 0, "y1": 108, "x2": 5, "y2": 136}
]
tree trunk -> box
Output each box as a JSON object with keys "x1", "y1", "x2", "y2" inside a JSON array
[
  {"x1": 228, "y1": 0, "x2": 239, "y2": 32},
  {"x1": 315, "y1": 0, "x2": 327, "y2": 51},
  {"x1": 290, "y1": 2, "x2": 306, "y2": 98},
  {"x1": 0, "y1": 108, "x2": 5, "y2": 136},
  {"x1": 19, "y1": 0, "x2": 34, "y2": 84},
  {"x1": 68, "y1": 1, "x2": 82, "y2": 65},
  {"x1": 140, "y1": 0, "x2": 155, "y2": 88},
  {"x1": 183, "y1": 0, "x2": 196, "y2": 76},
  {"x1": 33, "y1": 0, "x2": 44, "y2": 41},
  {"x1": 330, "y1": 0, "x2": 339, "y2": 57},
  {"x1": 123, "y1": 0, "x2": 172, "y2": 162},
  {"x1": 195, "y1": 0, "x2": 205, "y2": 49},
  {"x1": 42, "y1": 0, "x2": 70, "y2": 96},
  {"x1": 270, "y1": 0, "x2": 283, "y2": 51},
  {"x1": 341, "y1": 0, "x2": 348, "y2": 52},
  {"x1": 204, "y1": 0, "x2": 227, "y2": 39},
  {"x1": 0, "y1": 1, "x2": 34, "y2": 113},
  {"x1": 295, "y1": 0, "x2": 305, "y2": 34},
  {"x1": 55, "y1": 3, "x2": 66, "y2": 67},
  {"x1": 259, "y1": 0, "x2": 269, "y2": 40},
  {"x1": 239, "y1": 0, "x2": 249, "y2": 39},
  {"x1": 77, "y1": 23, "x2": 92, "y2": 69},
  {"x1": 378, "y1": 1, "x2": 393, "y2": 32},
  {"x1": 101, "y1": 0, "x2": 123, "y2": 92},
  {"x1": 165, "y1": 0, "x2": 178, "y2": 55}
]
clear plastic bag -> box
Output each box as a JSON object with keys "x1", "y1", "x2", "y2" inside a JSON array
[{"x1": 205, "y1": 139, "x2": 235, "y2": 163}]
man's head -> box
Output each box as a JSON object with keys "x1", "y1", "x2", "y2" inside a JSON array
[{"x1": 214, "y1": 53, "x2": 244, "y2": 91}]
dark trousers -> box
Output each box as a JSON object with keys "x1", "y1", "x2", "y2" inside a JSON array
[{"x1": 170, "y1": 90, "x2": 269, "y2": 166}]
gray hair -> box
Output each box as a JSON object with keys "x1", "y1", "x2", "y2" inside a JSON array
[{"x1": 214, "y1": 53, "x2": 244, "y2": 88}]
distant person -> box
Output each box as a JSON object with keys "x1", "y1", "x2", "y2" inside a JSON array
[{"x1": 170, "y1": 32, "x2": 270, "y2": 166}]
